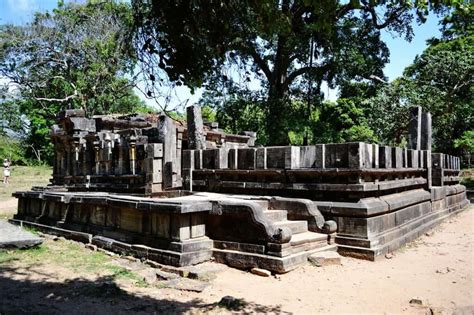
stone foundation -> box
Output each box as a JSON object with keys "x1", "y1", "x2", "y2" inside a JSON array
[
  {"x1": 12, "y1": 190, "x2": 333, "y2": 273},
  {"x1": 11, "y1": 109, "x2": 470, "y2": 272},
  {"x1": 328, "y1": 185, "x2": 468, "y2": 260}
]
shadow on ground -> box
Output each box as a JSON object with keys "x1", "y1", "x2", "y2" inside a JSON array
[{"x1": 0, "y1": 265, "x2": 286, "y2": 314}]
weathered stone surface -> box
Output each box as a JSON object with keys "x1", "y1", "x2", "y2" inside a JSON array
[
  {"x1": 137, "y1": 268, "x2": 158, "y2": 285},
  {"x1": 156, "y1": 269, "x2": 179, "y2": 280},
  {"x1": 408, "y1": 106, "x2": 422, "y2": 150},
  {"x1": 266, "y1": 146, "x2": 300, "y2": 169},
  {"x1": 409, "y1": 297, "x2": 424, "y2": 306},
  {"x1": 180, "y1": 263, "x2": 227, "y2": 281},
  {"x1": 186, "y1": 105, "x2": 206, "y2": 150},
  {"x1": 326, "y1": 143, "x2": 349, "y2": 168},
  {"x1": 421, "y1": 112, "x2": 432, "y2": 151},
  {"x1": 322, "y1": 220, "x2": 337, "y2": 234},
  {"x1": 347, "y1": 142, "x2": 363, "y2": 168},
  {"x1": 237, "y1": 148, "x2": 257, "y2": 170},
  {"x1": 256, "y1": 148, "x2": 267, "y2": 169},
  {"x1": 157, "y1": 115, "x2": 177, "y2": 189},
  {"x1": 392, "y1": 147, "x2": 403, "y2": 168},
  {"x1": 299, "y1": 146, "x2": 316, "y2": 168},
  {"x1": 314, "y1": 144, "x2": 325, "y2": 168},
  {"x1": 162, "y1": 278, "x2": 210, "y2": 292},
  {"x1": 250, "y1": 267, "x2": 272, "y2": 277},
  {"x1": 0, "y1": 220, "x2": 43, "y2": 248},
  {"x1": 379, "y1": 146, "x2": 392, "y2": 168},
  {"x1": 308, "y1": 251, "x2": 341, "y2": 266}
]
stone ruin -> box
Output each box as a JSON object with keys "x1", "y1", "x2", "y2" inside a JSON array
[{"x1": 11, "y1": 105, "x2": 468, "y2": 273}]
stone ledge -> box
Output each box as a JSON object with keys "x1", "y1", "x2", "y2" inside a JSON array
[
  {"x1": 336, "y1": 199, "x2": 469, "y2": 260},
  {"x1": 212, "y1": 244, "x2": 337, "y2": 274}
]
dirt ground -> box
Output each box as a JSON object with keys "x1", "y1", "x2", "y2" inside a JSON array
[{"x1": 1, "y1": 203, "x2": 473, "y2": 314}]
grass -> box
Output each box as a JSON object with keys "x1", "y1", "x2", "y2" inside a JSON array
[
  {"x1": 0, "y1": 165, "x2": 52, "y2": 202},
  {"x1": 0, "y1": 237, "x2": 148, "y2": 288},
  {"x1": 0, "y1": 166, "x2": 52, "y2": 201},
  {"x1": 0, "y1": 165, "x2": 52, "y2": 219}
]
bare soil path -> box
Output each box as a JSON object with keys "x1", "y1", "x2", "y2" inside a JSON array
[{"x1": 0, "y1": 203, "x2": 473, "y2": 314}]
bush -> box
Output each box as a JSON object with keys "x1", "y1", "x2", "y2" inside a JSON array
[{"x1": 0, "y1": 136, "x2": 29, "y2": 165}]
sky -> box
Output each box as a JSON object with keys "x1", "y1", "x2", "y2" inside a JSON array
[{"x1": 0, "y1": 0, "x2": 442, "y2": 106}]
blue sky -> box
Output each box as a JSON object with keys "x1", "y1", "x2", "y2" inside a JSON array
[{"x1": 0, "y1": 0, "x2": 442, "y2": 104}]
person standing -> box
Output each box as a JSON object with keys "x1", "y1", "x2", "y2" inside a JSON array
[{"x1": 3, "y1": 159, "x2": 10, "y2": 185}]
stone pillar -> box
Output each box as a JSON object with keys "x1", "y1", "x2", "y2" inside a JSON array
[
  {"x1": 104, "y1": 133, "x2": 113, "y2": 175},
  {"x1": 421, "y1": 112, "x2": 432, "y2": 151},
  {"x1": 186, "y1": 105, "x2": 206, "y2": 150},
  {"x1": 408, "y1": 106, "x2": 422, "y2": 150},
  {"x1": 157, "y1": 115, "x2": 177, "y2": 189},
  {"x1": 145, "y1": 143, "x2": 163, "y2": 194}
]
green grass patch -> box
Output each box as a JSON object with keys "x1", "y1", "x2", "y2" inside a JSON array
[
  {"x1": 0, "y1": 165, "x2": 52, "y2": 202},
  {"x1": 0, "y1": 238, "x2": 147, "y2": 287}
]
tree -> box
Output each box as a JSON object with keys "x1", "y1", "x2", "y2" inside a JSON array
[
  {"x1": 315, "y1": 98, "x2": 378, "y2": 144},
  {"x1": 364, "y1": 4, "x2": 473, "y2": 153},
  {"x1": 454, "y1": 130, "x2": 474, "y2": 167},
  {"x1": 133, "y1": 0, "x2": 454, "y2": 144},
  {"x1": 0, "y1": 1, "x2": 149, "y2": 162}
]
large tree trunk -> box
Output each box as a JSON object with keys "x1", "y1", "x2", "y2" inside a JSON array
[
  {"x1": 266, "y1": 75, "x2": 291, "y2": 145},
  {"x1": 265, "y1": 31, "x2": 292, "y2": 146}
]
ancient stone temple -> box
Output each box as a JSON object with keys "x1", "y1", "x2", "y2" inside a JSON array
[{"x1": 11, "y1": 106, "x2": 468, "y2": 273}]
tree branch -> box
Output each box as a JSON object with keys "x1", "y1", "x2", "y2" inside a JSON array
[
  {"x1": 284, "y1": 63, "x2": 331, "y2": 89},
  {"x1": 247, "y1": 45, "x2": 273, "y2": 83},
  {"x1": 363, "y1": 5, "x2": 406, "y2": 30},
  {"x1": 35, "y1": 93, "x2": 77, "y2": 102}
]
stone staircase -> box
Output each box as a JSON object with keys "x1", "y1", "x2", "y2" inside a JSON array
[{"x1": 212, "y1": 200, "x2": 336, "y2": 273}]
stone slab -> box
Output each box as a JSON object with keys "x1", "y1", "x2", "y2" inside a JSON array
[
  {"x1": 0, "y1": 220, "x2": 43, "y2": 248},
  {"x1": 162, "y1": 278, "x2": 210, "y2": 292},
  {"x1": 308, "y1": 251, "x2": 342, "y2": 266}
]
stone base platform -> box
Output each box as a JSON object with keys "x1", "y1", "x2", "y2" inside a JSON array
[
  {"x1": 11, "y1": 190, "x2": 333, "y2": 273},
  {"x1": 320, "y1": 185, "x2": 469, "y2": 260}
]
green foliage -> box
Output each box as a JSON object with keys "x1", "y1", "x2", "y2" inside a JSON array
[
  {"x1": 134, "y1": 0, "x2": 454, "y2": 145},
  {"x1": 202, "y1": 90, "x2": 269, "y2": 144},
  {"x1": 361, "y1": 4, "x2": 473, "y2": 152},
  {"x1": 454, "y1": 130, "x2": 474, "y2": 154},
  {"x1": 201, "y1": 105, "x2": 217, "y2": 123},
  {"x1": 0, "y1": 136, "x2": 28, "y2": 165},
  {"x1": 0, "y1": 1, "x2": 148, "y2": 163},
  {"x1": 315, "y1": 99, "x2": 378, "y2": 144}
]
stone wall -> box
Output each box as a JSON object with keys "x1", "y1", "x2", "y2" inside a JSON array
[
  {"x1": 181, "y1": 142, "x2": 467, "y2": 260},
  {"x1": 50, "y1": 109, "x2": 255, "y2": 195}
]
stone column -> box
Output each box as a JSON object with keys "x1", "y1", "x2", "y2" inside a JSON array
[
  {"x1": 157, "y1": 115, "x2": 177, "y2": 189},
  {"x1": 186, "y1": 105, "x2": 206, "y2": 150},
  {"x1": 408, "y1": 106, "x2": 422, "y2": 150},
  {"x1": 421, "y1": 112, "x2": 432, "y2": 151}
]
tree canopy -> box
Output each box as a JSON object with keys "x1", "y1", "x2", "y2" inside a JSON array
[
  {"x1": 363, "y1": 4, "x2": 473, "y2": 154},
  {"x1": 133, "y1": 0, "x2": 455, "y2": 144},
  {"x1": 0, "y1": 0, "x2": 148, "y2": 162}
]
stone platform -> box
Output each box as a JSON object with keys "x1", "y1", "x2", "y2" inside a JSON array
[
  {"x1": 10, "y1": 107, "x2": 470, "y2": 272},
  {"x1": 323, "y1": 185, "x2": 468, "y2": 260},
  {"x1": 12, "y1": 190, "x2": 334, "y2": 273}
]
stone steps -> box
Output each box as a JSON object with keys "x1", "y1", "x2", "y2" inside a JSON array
[
  {"x1": 263, "y1": 209, "x2": 288, "y2": 221},
  {"x1": 274, "y1": 220, "x2": 308, "y2": 234}
]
